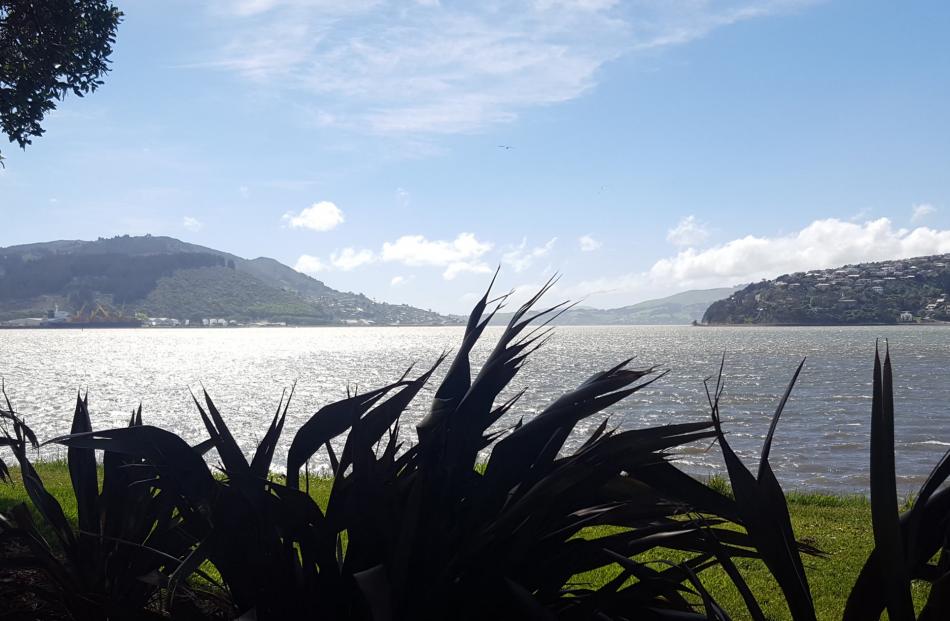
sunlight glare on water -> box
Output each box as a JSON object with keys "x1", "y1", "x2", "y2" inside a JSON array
[{"x1": 2, "y1": 324, "x2": 949, "y2": 494}]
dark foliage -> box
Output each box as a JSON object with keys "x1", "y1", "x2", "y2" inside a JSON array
[
  {"x1": 842, "y1": 345, "x2": 950, "y2": 621},
  {"x1": 707, "y1": 357, "x2": 819, "y2": 621},
  {"x1": 3, "y1": 281, "x2": 950, "y2": 620},
  {"x1": 0, "y1": 393, "x2": 220, "y2": 619},
  {"x1": 40, "y1": 279, "x2": 788, "y2": 620},
  {"x1": 0, "y1": 0, "x2": 121, "y2": 162}
]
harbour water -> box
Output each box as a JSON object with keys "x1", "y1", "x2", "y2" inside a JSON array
[{"x1": 1, "y1": 324, "x2": 949, "y2": 494}]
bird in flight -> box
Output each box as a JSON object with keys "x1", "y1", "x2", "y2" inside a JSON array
[{"x1": 497, "y1": 145, "x2": 513, "y2": 150}]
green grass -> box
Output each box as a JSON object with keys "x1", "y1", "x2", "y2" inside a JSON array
[
  {"x1": 0, "y1": 461, "x2": 335, "y2": 518},
  {"x1": 573, "y1": 487, "x2": 929, "y2": 621},
  {"x1": 0, "y1": 463, "x2": 929, "y2": 621}
]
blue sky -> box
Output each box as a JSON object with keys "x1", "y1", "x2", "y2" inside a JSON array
[{"x1": 2, "y1": 0, "x2": 949, "y2": 313}]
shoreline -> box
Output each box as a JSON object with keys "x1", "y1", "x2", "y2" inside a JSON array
[
  {"x1": 0, "y1": 461, "x2": 881, "y2": 504},
  {"x1": 4, "y1": 321, "x2": 950, "y2": 330},
  {"x1": 695, "y1": 321, "x2": 950, "y2": 327},
  {"x1": 0, "y1": 322, "x2": 466, "y2": 330}
]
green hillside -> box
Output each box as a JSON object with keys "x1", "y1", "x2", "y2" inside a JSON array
[
  {"x1": 0, "y1": 235, "x2": 456, "y2": 325},
  {"x1": 600, "y1": 286, "x2": 743, "y2": 324},
  {"x1": 491, "y1": 286, "x2": 741, "y2": 325},
  {"x1": 703, "y1": 254, "x2": 950, "y2": 325},
  {"x1": 141, "y1": 266, "x2": 332, "y2": 324}
]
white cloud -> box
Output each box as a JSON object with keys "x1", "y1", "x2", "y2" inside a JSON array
[
  {"x1": 239, "y1": 185, "x2": 250, "y2": 198},
  {"x1": 666, "y1": 215, "x2": 709, "y2": 247},
  {"x1": 390, "y1": 275, "x2": 413, "y2": 287},
  {"x1": 444, "y1": 262, "x2": 494, "y2": 280},
  {"x1": 564, "y1": 217, "x2": 950, "y2": 305},
  {"x1": 295, "y1": 232, "x2": 492, "y2": 279},
  {"x1": 653, "y1": 217, "x2": 950, "y2": 288},
  {"x1": 283, "y1": 201, "x2": 344, "y2": 231},
  {"x1": 502, "y1": 237, "x2": 557, "y2": 272},
  {"x1": 294, "y1": 232, "x2": 491, "y2": 279},
  {"x1": 578, "y1": 234, "x2": 602, "y2": 252},
  {"x1": 382, "y1": 232, "x2": 493, "y2": 279},
  {"x1": 294, "y1": 254, "x2": 329, "y2": 275},
  {"x1": 912, "y1": 203, "x2": 937, "y2": 223},
  {"x1": 183, "y1": 216, "x2": 203, "y2": 232},
  {"x1": 202, "y1": 1, "x2": 814, "y2": 135},
  {"x1": 330, "y1": 247, "x2": 376, "y2": 270}
]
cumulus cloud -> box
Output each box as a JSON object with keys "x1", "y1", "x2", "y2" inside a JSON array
[
  {"x1": 202, "y1": 1, "x2": 815, "y2": 135},
  {"x1": 912, "y1": 203, "x2": 937, "y2": 223},
  {"x1": 330, "y1": 247, "x2": 376, "y2": 271},
  {"x1": 502, "y1": 237, "x2": 557, "y2": 272},
  {"x1": 578, "y1": 234, "x2": 602, "y2": 252},
  {"x1": 382, "y1": 232, "x2": 493, "y2": 279},
  {"x1": 183, "y1": 216, "x2": 203, "y2": 232},
  {"x1": 283, "y1": 201, "x2": 344, "y2": 231},
  {"x1": 666, "y1": 215, "x2": 709, "y2": 247},
  {"x1": 293, "y1": 232, "x2": 492, "y2": 280},
  {"x1": 292, "y1": 248, "x2": 375, "y2": 274},
  {"x1": 390, "y1": 275, "x2": 413, "y2": 287},
  {"x1": 563, "y1": 217, "x2": 950, "y2": 304},
  {"x1": 649, "y1": 218, "x2": 950, "y2": 287},
  {"x1": 294, "y1": 254, "x2": 329, "y2": 275}
]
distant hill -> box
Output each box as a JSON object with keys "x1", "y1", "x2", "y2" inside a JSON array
[
  {"x1": 0, "y1": 235, "x2": 457, "y2": 325},
  {"x1": 491, "y1": 286, "x2": 742, "y2": 326},
  {"x1": 703, "y1": 254, "x2": 950, "y2": 325}
]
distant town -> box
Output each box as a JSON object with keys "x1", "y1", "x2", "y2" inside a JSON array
[
  {"x1": 703, "y1": 254, "x2": 950, "y2": 325},
  {"x1": 0, "y1": 303, "x2": 446, "y2": 329}
]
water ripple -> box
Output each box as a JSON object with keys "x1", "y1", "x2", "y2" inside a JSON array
[{"x1": 2, "y1": 324, "x2": 949, "y2": 494}]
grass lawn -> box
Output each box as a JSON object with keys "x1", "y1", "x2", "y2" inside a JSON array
[{"x1": 0, "y1": 463, "x2": 930, "y2": 621}]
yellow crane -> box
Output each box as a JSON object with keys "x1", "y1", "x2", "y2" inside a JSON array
[
  {"x1": 90, "y1": 304, "x2": 111, "y2": 322},
  {"x1": 70, "y1": 303, "x2": 87, "y2": 322}
]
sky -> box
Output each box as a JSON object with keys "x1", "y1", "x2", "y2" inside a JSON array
[{"x1": 2, "y1": 0, "x2": 950, "y2": 314}]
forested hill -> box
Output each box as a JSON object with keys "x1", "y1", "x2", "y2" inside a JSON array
[
  {"x1": 0, "y1": 235, "x2": 457, "y2": 325},
  {"x1": 702, "y1": 254, "x2": 950, "y2": 325}
]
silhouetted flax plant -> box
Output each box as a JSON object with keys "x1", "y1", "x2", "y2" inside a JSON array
[{"x1": 0, "y1": 278, "x2": 948, "y2": 620}]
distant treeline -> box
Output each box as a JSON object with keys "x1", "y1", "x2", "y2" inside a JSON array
[{"x1": 0, "y1": 252, "x2": 230, "y2": 305}]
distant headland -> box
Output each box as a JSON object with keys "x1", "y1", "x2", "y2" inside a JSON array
[{"x1": 703, "y1": 254, "x2": 950, "y2": 325}]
